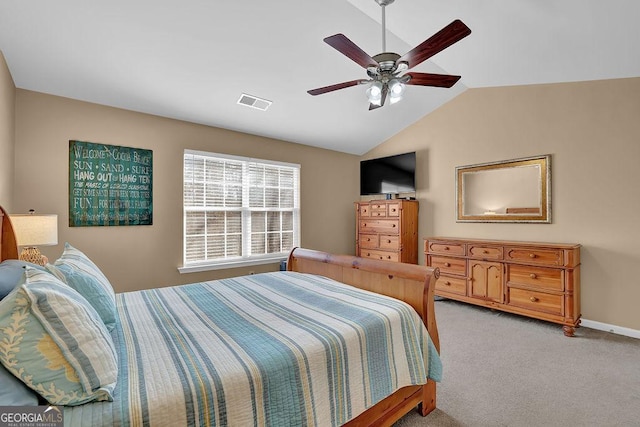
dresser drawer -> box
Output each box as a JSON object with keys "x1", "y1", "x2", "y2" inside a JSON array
[
  {"x1": 468, "y1": 245, "x2": 503, "y2": 260},
  {"x1": 379, "y1": 235, "x2": 400, "y2": 250},
  {"x1": 361, "y1": 249, "x2": 399, "y2": 262},
  {"x1": 370, "y1": 209, "x2": 387, "y2": 217},
  {"x1": 359, "y1": 205, "x2": 371, "y2": 217},
  {"x1": 359, "y1": 234, "x2": 378, "y2": 249},
  {"x1": 427, "y1": 241, "x2": 466, "y2": 256},
  {"x1": 508, "y1": 265, "x2": 563, "y2": 291},
  {"x1": 435, "y1": 275, "x2": 467, "y2": 296},
  {"x1": 508, "y1": 288, "x2": 563, "y2": 316},
  {"x1": 359, "y1": 219, "x2": 399, "y2": 234},
  {"x1": 505, "y1": 247, "x2": 563, "y2": 266},
  {"x1": 429, "y1": 256, "x2": 466, "y2": 276},
  {"x1": 370, "y1": 202, "x2": 387, "y2": 211},
  {"x1": 387, "y1": 203, "x2": 400, "y2": 217}
]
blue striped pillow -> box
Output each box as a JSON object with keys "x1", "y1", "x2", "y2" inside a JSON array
[
  {"x1": 0, "y1": 267, "x2": 117, "y2": 405},
  {"x1": 51, "y1": 243, "x2": 117, "y2": 331}
]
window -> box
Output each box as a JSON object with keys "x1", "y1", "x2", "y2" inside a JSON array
[{"x1": 181, "y1": 150, "x2": 300, "y2": 271}]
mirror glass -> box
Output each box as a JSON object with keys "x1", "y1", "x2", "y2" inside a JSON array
[{"x1": 456, "y1": 155, "x2": 551, "y2": 223}]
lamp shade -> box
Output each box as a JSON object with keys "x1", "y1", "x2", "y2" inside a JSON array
[{"x1": 10, "y1": 214, "x2": 58, "y2": 247}]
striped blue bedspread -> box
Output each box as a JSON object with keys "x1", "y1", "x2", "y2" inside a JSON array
[{"x1": 64, "y1": 271, "x2": 441, "y2": 426}]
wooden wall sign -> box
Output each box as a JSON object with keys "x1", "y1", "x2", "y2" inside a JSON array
[{"x1": 69, "y1": 140, "x2": 153, "y2": 226}]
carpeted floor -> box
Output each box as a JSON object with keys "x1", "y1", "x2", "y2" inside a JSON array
[{"x1": 394, "y1": 299, "x2": 640, "y2": 427}]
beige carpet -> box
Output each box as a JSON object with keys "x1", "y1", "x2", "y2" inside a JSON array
[{"x1": 395, "y1": 299, "x2": 640, "y2": 427}]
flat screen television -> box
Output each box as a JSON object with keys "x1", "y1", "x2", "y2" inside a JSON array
[{"x1": 360, "y1": 152, "x2": 416, "y2": 196}]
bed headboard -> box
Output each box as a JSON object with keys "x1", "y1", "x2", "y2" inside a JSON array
[
  {"x1": 1, "y1": 205, "x2": 19, "y2": 262},
  {"x1": 288, "y1": 247, "x2": 440, "y2": 352}
]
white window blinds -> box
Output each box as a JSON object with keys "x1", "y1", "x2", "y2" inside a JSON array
[{"x1": 183, "y1": 150, "x2": 300, "y2": 267}]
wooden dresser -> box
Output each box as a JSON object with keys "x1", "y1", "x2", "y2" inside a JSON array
[
  {"x1": 425, "y1": 237, "x2": 581, "y2": 336},
  {"x1": 355, "y1": 200, "x2": 418, "y2": 264}
]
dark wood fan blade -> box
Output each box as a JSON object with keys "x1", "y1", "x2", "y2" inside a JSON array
[
  {"x1": 397, "y1": 20, "x2": 471, "y2": 69},
  {"x1": 307, "y1": 79, "x2": 363, "y2": 96},
  {"x1": 324, "y1": 34, "x2": 378, "y2": 69},
  {"x1": 368, "y1": 84, "x2": 388, "y2": 110},
  {"x1": 405, "y1": 72, "x2": 461, "y2": 88}
]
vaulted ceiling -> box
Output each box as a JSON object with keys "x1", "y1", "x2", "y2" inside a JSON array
[{"x1": 1, "y1": 0, "x2": 639, "y2": 155}]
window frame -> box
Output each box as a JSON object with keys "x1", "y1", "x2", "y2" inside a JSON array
[{"x1": 179, "y1": 149, "x2": 300, "y2": 273}]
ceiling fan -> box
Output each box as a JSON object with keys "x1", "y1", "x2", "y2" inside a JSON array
[{"x1": 307, "y1": 0, "x2": 471, "y2": 110}]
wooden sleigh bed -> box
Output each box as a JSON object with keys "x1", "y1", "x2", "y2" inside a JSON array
[{"x1": 0, "y1": 206, "x2": 440, "y2": 426}]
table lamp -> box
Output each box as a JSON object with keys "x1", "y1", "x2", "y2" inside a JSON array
[{"x1": 10, "y1": 210, "x2": 58, "y2": 266}]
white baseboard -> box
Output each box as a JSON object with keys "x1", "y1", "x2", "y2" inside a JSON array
[{"x1": 581, "y1": 318, "x2": 640, "y2": 340}]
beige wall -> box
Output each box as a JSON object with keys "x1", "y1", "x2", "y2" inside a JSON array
[
  {"x1": 0, "y1": 52, "x2": 15, "y2": 209},
  {"x1": 13, "y1": 90, "x2": 359, "y2": 292},
  {"x1": 7, "y1": 54, "x2": 639, "y2": 330},
  {"x1": 365, "y1": 77, "x2": 640, "y2": 330}
]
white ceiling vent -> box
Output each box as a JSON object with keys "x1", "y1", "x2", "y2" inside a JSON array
[{"x1": 237, "y1": 93, "x2": 272, "y2": 111}]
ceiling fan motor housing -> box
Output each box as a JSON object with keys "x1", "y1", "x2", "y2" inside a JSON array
[
  {"x1": 374, "y1": 52, "x2": 401, "y2": 71},
  {"x1": 368, "y1": 52, "x2": 408, "y2": 83}
]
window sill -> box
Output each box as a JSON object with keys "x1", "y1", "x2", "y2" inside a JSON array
[{"x1": 178, "y1": 256, "x2": 287, "y2": 274}]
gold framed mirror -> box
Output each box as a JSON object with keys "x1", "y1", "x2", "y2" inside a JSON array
[{"x1": 456, "y1": 154, "x2": 551, "y2": 223}]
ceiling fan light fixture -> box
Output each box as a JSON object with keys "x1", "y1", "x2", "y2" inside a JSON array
[
  {"x1": 388, "y1": 79, "x2": 405, "y2": 104},
  {"x1": 366, "y1": 81, "x2": 384, "y2": 105},
  {"x1": 389, "y1": 79, "x2": 404, "y2": 95}
]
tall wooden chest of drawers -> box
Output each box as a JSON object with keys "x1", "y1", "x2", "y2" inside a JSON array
[
  {"x1": 425, "y1": 237, "x2": 581, "y2": 336},
  {"x1": 355, "y1": 200, "x2": 418, "y2": 264}
]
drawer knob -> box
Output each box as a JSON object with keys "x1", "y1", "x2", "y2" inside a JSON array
[
  {"x1": 443, "y1": 281, "x2": 451, "y2": 286},
  {"x1": 483, "y1": 250, "x2": 489, "y2": 254},
  {"x1": 386, "y1": 256, "x2": 391, "y2": 259},
  {"x1": 387, "y1": 239, "x2": 392, "y2": 243},
  {"x1": 391, "y1": 208, "x2": 397, "y2": 212},
  {"x1": 367, "y1": 253, "x2": 371, "y2": 256},
  {"x1": 392, "y1": 224, "x2": 397, "y2": 228},
  {"x1": 529, "y1": 253, "x2": 537, "y2": 258},
  {"x1": 366, "y1": 238, "x2": 371, "y2": 242},
  {"x1": 529, "y1": 273, "x2": 537, "y2": 279},
  {"x1": 444, "y1": 246, "x2": 450, "y2": 251},
  {"x1": 444, "y1": 262, "x2": 451, "y2": 267},
  {"x1": 530, "y1": 296, "x2": 539, "y2": 302}
]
